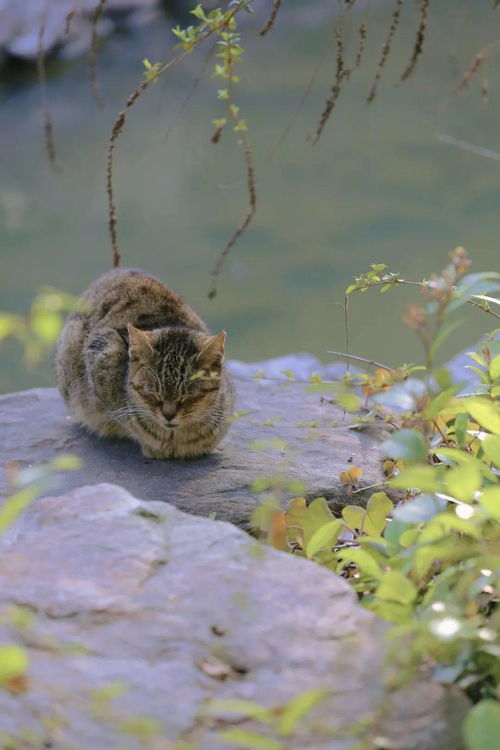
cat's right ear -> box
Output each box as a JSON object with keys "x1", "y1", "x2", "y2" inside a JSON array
[{"x1": 127, "y1": 323, "x2": 154, "y2": 362}]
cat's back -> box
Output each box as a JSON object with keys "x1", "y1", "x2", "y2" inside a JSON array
[{"x1": 83, "y1": 268, "x2": 208, "y2": 333}]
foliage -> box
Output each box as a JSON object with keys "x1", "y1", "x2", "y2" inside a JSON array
[
  {"x1": 254, "y1": 248, "x2": 500, "y2": 748},
  {"x1": 0, "y1": 288, "x2": 80, "y2": 367}
]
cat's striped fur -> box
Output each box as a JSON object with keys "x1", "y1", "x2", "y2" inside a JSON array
[{"x1": 55, "y1": 268, "x2": 235, "y2": 458}]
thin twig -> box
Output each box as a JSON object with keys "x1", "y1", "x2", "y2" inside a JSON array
[
  {"x1": 312, "y1": 19, "x2": 347, "y2": 144},
  {"x1": 353, "y1": 23, "x2": 367, "y2": 72},
  {"x1": 64, "y1": 0, "x2": 79, "y2": 35},
  {"x1": 260, "y1": 0, "x2": 283, "y2": 37},
  {"x1": 164, "y1": 41, "x2": 216, "y2": 143},
  {"x1": 208, "y1": 135, "x2": 256, "y2": 298},
  {"x1": 327, "y1": 351, "x2": 395, "y2": 371},
  {"x1": 468, "y1": 299, "x2": 500, "y2": 320},
  {"x1": 351, "y1": 481, "x2": 389, "y2": 495},
  {"x1": 344, "y1": 295, "x2": 351, "y2": 377},
  {"x1": 89, "y1": 0, "x2": 107, "y2": 108},
  {"x1": 367, "y1": 0, "x2": 403, "y2": 103},
  {"x1": 268, "y1": 39, "x2": 329, "y2": 159},
  {"x1": 37, "y1": 16, "x2": 60, "y2": 171},
  {"x1": 437, "y1": 132, "x2": 500, "y2": 163},
  {"x1": 400, "y1": 0, "x2": 430, "y2": 82},
  {"x1": 106, "y1": 4, "x2": 245, "y2": 268}
]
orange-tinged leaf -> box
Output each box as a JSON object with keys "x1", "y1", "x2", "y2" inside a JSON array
[
  {"x1": 268, "y1": 509, "x2": 288, "y2": 551},
  {"x1": 340, "y1": 467, "x2": 362, "y2": 484}
]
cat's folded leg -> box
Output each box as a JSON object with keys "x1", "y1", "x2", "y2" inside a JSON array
[{"x1": 140, "y1": 443, "x2": 169, "y2": 460}]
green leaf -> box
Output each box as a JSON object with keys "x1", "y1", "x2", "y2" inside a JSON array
[
  {"x1": 429, "y1": 320, "x2": 463, "y2": 361},
  {"x1": 425, "y1": 385, "x2": 462, "y2": 421},
  {"x1": 0, "y1": 313, "x2": 22, "y2": 341},
  {"x1": 489, "y1": 355, "x2": 500, "y2": 381},
  {"x1": 482, "y1": 435, "x2": 500, "y2": 468},
  {"x1": 382, "y1": 429, "x2": 427, "y2": 462},
  {"x1": 465, "y1": 398, "x2": 500, "y2": 435},
  {"x1": 454, "y1": 413, "x2": 469, "y2": 448},
  {"x1": 0, "y1": 645, "x2": 28, "y2": 685},
  {"x1": 363, "y1": 493, "x2": 393, "y2": 536},
  {"x1": 219, "y1": 729, "x2": 283, "y2": 750},
  {"x1": 301, "y1": 498, "x2": 335, "y2": 547},
  {"x1": 342, "y1": 505, "x2": 364, "y2": 531},
  {"x1": 202, "y1": 699, "x2": 273, "y2": 723},
  {"x1": 463, "y1": 700, "x2": 500, "y2": 750},
  {"x1": 337, "y1": 549, "x2": 382, "y2": 580},
  {"x1": 376, "y1": 570, "x2": 417, "y2": 605},
  {"x1": 305, "y1": 520, "x2": 342, "y2": 559},
  {"x1": 435, "y1": 447, "x2": 496, "y2": 481},
  {"x1": 478, "y1": 487, "x2": 500, "y2": 520},
  {"x1": 448, "y1": 272, "x2": 500, "y2": 312},
  {"x1": 0, "y1": 486, "x2": 39, "y2": 534},
  {"x1": 446, "y1": 464, "x2": 481, "y2": 502},
  {"x1": 31, "y1": 310, "x2": 62, "y2": 343},
  {"x1": 90, "y1": 682, "x2": 127, "y2": 706},
  {"x1": 50, "y1": 454, "x2": 82, "y2": 471},
  {"x1": 275, "y1": 688, "x2": 330, "y2": 737},
  {"x1": 393, "y1": 494, "x2": 446, "y2": 523},
  {"x1": 367, "y1": 599, "x2": 413, "y2": 624},
  {"x1": 390, "y1": 467, "x2": 440, "y2": 493}
]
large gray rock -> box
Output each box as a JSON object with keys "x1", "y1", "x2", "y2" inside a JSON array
[
  {"x1": 0, "y1": 484, "x2": 467, "y2": 749},
  {"x1": 0, "y1": 0, "x2": 159, "y2": 61},
  {"x1": 0, "y1": 355, "x2": 389, "y2": 528}
]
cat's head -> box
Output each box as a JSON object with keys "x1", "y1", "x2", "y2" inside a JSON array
[{"x1": 126, "y1": 323, "x2": 226, "y2": 428}]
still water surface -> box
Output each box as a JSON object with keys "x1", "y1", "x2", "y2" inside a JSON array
[{"x1": 1, "y1": 0, "x2": 499, "y2": 393}]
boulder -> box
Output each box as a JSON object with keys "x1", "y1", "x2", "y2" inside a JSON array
[
  {"x1": 0, "y1": 0, "x2": 159, "y2": 61},
  {"x1": 0, "y1": 483, "x2": 468, "y2": 749},
  {"x1": 0, "y1": 355, "x2": 389, "y2": 528}
]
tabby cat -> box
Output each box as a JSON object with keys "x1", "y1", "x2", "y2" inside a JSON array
[{"x1": 55, "y1": 268, "x2": 235, "y2": 458}]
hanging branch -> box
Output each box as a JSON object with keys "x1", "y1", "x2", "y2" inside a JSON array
[
  {"x1": 260, "y1": 0, "x2": 283, "y2": 37},
  {"x1": 164, "y1": 41, "x2": 216, "y2": 143},
  {"x1": 207, "y1": 17, "x2": 256, "y2": 297},
  {"x1": 312, "y1": 21, "x2": 347, "y2": 144},
  {"x1": 106, "y1": 80, "x2": 148, "y2": 268},
  {"x1": 353, "y1": 23, "x2": 367, "y2": 72},
  {"x1": 208, "y1": 135, "x2": 256, "y2": 298},
  {"x1": 37, "y1": 16, "x2": 60, "y2": 171},
  {"x1": 106, "y1": 2, "x2": 253, "y2": 269},
  {"x1": 400, "y1": 0, "x2": 430, "y2": 82},
  {"x1": 89, "y1": 0, "x2": 107, "y2": 108},
  {"x1": 367, "y1": 0, "x2": 404, "y2": 103},
  {"x1": 64, "y1": 0, "x2": 79, "y2": 36}
]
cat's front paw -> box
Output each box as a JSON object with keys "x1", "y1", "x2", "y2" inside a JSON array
[{"x1": 141, "y1": 445, "x2": 168, "y2": 460}]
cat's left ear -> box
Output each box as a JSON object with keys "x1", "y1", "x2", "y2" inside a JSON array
[{"x1": 199, "y1": 331, "x2": 226, "y2": 370}]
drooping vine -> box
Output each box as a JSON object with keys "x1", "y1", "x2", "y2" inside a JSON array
[
  {"x1": 260, "y1": 0, "x2": 283, "y2": 37},
  {"x1": 367, "y1": 0, "x2": 404, "y2": 103},
  {"x1": 37, "y1": 15, "x2": 60, "y2": 171},
  {"x1": 106, "y1": 1, "x2": 257, "y2": 286},
  {"x1": 89, "y1": 0, "x2": 107, "y2": 108},
  {"x1": 400, "y1": 0, "x2": 430, "y2": 82}
]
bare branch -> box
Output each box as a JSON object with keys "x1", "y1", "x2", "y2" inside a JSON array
[
  {"x1": 89, "y1": 0, "x2": 107, "y2": 108},
  {"x1": 208, "y1": 135, "x2": 256, "y2": 299},
  {"x1": 367, "y1": 0, "x2": 403, "y2": 104},
  {"x1": 327, "y1": 351, "x2": 395, "y2": 372},
  {"x1": 260, "y1": 0, "x2": 283, "y2": 37},
  {"x1": 37, "y1": 17, "x2": 60, "y2": 171},
  {"x1": 400, "y1": 0, "x2": 430, "y2": 82}
]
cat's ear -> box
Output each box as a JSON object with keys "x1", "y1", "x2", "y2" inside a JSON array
[
  {"x1": 198, "y1": 331, "x2": 226, "y2": 370},
  {"x1": 127, "y1": 323, "x2": 155, "y2": 362}
]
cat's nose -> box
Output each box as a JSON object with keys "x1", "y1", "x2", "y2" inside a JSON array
[{"x1": 162, "y1": 403, "x2": 178, "y2": 422}]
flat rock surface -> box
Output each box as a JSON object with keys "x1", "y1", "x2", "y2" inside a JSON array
[
  {"x1": 0, "y1": 484, "x2": 467, "y2": 749},
  {"x1": 0, "y1": 356, "x2": 389, "y2": 527}
]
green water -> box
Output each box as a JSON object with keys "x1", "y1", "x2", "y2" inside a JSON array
[{"x1": 1, "y1": 0, "x2": 499, "y2": 393}]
